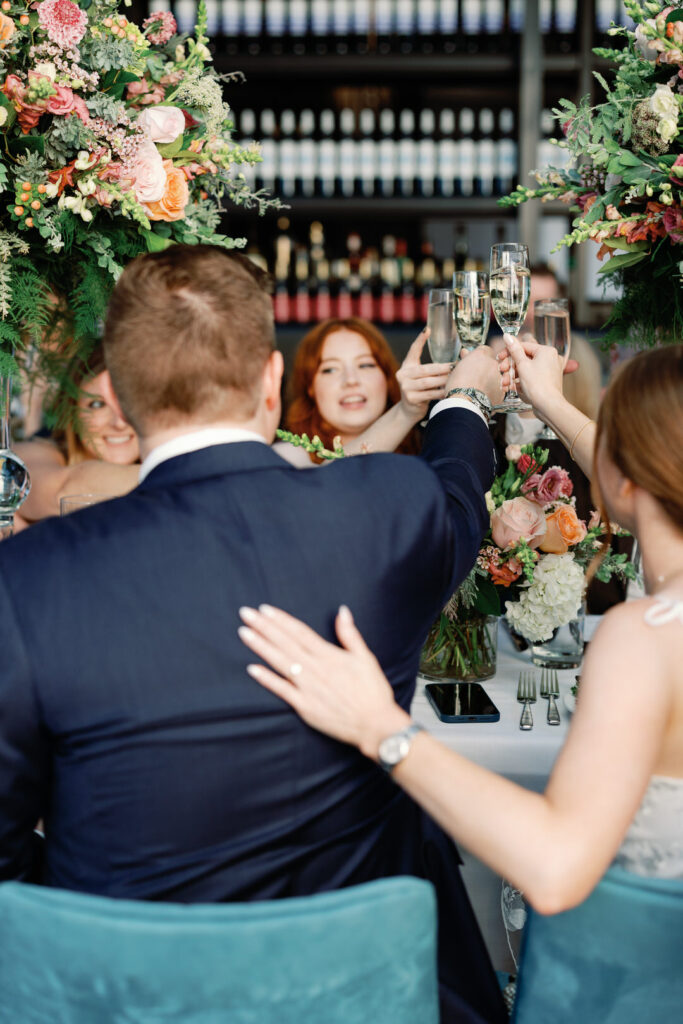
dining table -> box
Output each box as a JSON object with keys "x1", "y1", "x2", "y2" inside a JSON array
[{"x1": 410, "y1": 615, "x2": 600, "y2": 973}]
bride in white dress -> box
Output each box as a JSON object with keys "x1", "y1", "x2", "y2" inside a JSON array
[{"x1": 237, "y1": 342, "x2": 683, "y2": 911}]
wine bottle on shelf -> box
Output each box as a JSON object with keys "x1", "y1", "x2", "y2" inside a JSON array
[
  {"x1": 417, "y1": 109, "x2": 437, "y2": 198},
  {"x1": 257, "y1": 108, "x2": 277, "y2": 191},
  {"x1": 349, "y1": 0, "x2": 369, "y2": 53},
  {"x1": 378, "y1": 236, "x2": 397, "y2": 324},
  {"x1": 454, "y1": 230, "x2": 468, "y2": 272},
  {"x1": 338, "y1": 107, "x2": 357, "y2": 198},
  {"x1": 288, "y1": 0, "x2": 309, "y2": 54},
  {"x1": 310, "y1": 0, "x2": 332, "y2": 54},
  {"x1": 378, "y1": 109, "x2": 397, "y2": 198},
  {"x1": 508, "y1": 0, "x2": 524, "y2": 33},
  {"x1": 278, "y1": 109, "x2": 298, "y2": 197},
  {"x1": 461, "y1": 0, "x2": 481, "y2": 50},
  {"x1": 496, "y1": 107, "x2": 517, "y2": 194},
  {"x1": 374, "y1": 0, "x2": 393, "y2": 54},
  {"x1": 318, "y1": 108, "x2": 337, "y2": 198},
  {"x1": 221, "y1": 0, "x2": 241, "y2": 50},
  {"x1": 315, "y1": 259, "x2": 333, "y2": 321},
  {"x1": 358, "y1": 108, "x2": 377, "y2": 198},
  {"x1": 273, "y1": 223, "x2": 293, "y2": 324},
  {"x1": 416, "y1": 0, "x2": 437, "y2": 53},
  {"x1": 417, "y1": 247, "x2": 437, "y2": 322},
  {"x1": 398, "y1": 109, "x2": 417, "y2": 198},
  {"x1": 457, "y1": 108, "x2": 476, "y2": 198},
  {"x1": 398, "y1": 253, "x2": 417, "y2": 325},
  {"x1": 335, "y1": 257, "x2": 353, "y2": 319},
  {"x1": 395, "y1": 0, "x2": 415, "y2": 54},
  {"x1": 437, "y1": 0, "x2": 458, "y2": 54},
  {"x1": 357, "y1": 255, "x2": 375, "y2": 321},
  {"x1": 555, "y1": 0, "x2": 577, "y2": 51},
  {"x1": 540, "y1": 0, "x2": 553, "y2": 35},
  {"x1": 294, "y1": 246, "x2": 312, "y2": 324},
  {"x1": 242, "y1": 0, "x2": 262, "y2": 53},
  {"x1": 477, "y1": 108, "x2": 496, "y2": 197},
  {"x1": 204, "y1": 0, "x2": 220, "y2": 35},
  {"x1": 437, "y1": 109, "x2": 457, "y2": 198},
  {"x1": 298, "y1": 109, "x2": 317, "y2": 198},
  {"x1": 175, "y1": 0, "x2": 196, "y2": 34},
  {"x1": 265, "y1": 0, "x2": 287, "y2": 54},
  {"x1": 482, "y1": 0, "x2": 505, "y2": 50}
]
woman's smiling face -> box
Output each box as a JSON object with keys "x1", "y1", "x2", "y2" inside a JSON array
[
  {"x1": 77, "y1": 371, "x2": 140, "y2": 464},
  {"x1": 311, "y1": 330, "x2": 389, "y2": 441}
]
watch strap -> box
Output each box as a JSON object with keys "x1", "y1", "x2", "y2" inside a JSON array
[{"x1": 378, "y1": 723, "x2": 424, "y2": 773}]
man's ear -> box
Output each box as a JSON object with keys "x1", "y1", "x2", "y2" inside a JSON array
[
  {"x1": 98, "y1": 370, "x2": 129, "y2": 423},
  {"x1": 263, "y1": 350, "x2": 284, "y2": 411}
]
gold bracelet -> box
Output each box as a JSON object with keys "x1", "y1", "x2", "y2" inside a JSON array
[{"x1": 569, "y1": 420, "x2": 592, "y2": 461}]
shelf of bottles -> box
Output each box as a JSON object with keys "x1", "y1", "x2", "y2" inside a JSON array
[{"x1": 163, "y1": 0, "x2": 629, "y2": 58}]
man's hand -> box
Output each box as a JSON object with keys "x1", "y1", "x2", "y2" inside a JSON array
[
  {"x1": 446, "y1": 346, "x2": 505, "y2": 409},
  {"x1": 396, "y1": 328, "x2": 452, "y2": 421},
  {"x1": 498, "y1": 334, "x2": 574, "y2": 412}
]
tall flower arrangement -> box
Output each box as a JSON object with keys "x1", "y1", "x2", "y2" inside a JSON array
[
  {"x1": 0, "y1": 0, "x2": 278, "y2": 399},
  {"x1": 500, "y1": 1, "x2": 683, "y2": 348}
]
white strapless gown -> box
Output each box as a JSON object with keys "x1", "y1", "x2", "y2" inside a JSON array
[{"x1": 612, "y1": 597, "x2": 683, "y2": 879}]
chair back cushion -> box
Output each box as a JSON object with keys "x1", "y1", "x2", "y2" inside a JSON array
[
  {"x1": 512, "y1": 867, "x2": 683, "y2": 1024},
  {"x1": 0, "y1": 877, "x2": 439, "y2": 1024}
]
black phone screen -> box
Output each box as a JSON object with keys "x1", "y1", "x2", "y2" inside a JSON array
[{"x1": 425, "y1": 682, "x2": 500, "y2": 723}]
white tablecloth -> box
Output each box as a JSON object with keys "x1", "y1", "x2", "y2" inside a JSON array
[{"x1": 409, "y1": 615, "x2": 600, "y2": 972}]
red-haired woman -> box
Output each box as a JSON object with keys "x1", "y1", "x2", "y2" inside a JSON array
[{"x1": 278, "y1": 318, "x2": 452, "y2": 464}]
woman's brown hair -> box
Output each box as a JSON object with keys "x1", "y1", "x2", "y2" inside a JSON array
[{"x1": 285, "y1": 317, "x2": 420, "y2": 462}]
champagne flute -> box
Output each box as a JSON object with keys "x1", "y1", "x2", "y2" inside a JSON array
[
  {"x1": 427, "y1": 289, "x2": 460, "y2": 363},
  {"x1": 533, "y1": 298, "x2": 571, "y2": 440},
  {"x1": 489, "y1": 243, "x2": 532, "y2": 413},
  {"x1": 453, "y1": 271, "x2": 490, "y2": 351}
]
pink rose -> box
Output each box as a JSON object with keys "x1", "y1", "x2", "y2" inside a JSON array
[
  {"x1": 46, "y1": 83, "x2": 75, "y2": 116},
  {"x1": 130, "y1": 140, "x2": 166, "y2": 204},
  {"x1": 663, "y1": 204, "x2": 683, "y2": 244},
  {"x1": 71, "y1": 93, "x2": 90, "y2": 124},
  {"x1": 522, "y1": 466, "x2": 571, "y2": 504},
  {"x1": 136, "y1": 104, "x2": 186, "y2": 144},
  {"x1": 491, "y1": 497, "x2": 547, "y2": 550}
]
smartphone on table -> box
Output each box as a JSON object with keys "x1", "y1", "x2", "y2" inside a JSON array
[{"x1": 425, "y1": 682, "x2": 500, "y2": 723}]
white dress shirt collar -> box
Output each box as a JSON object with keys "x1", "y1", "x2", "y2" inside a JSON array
[{"x1": 139, "y1": 427, "x2": 267, "y2": 483}]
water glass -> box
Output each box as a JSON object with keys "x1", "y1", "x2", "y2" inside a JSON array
[
  {"x1": 427, "y1": 289, "x2": 460, "y2": 363},
  {"x1": 453, "y1": 271, "x2": 490, "y2": 351}
]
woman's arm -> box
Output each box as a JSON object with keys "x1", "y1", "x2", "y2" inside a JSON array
[
  {"x1": 14, "y1": 440, "x2": 138, "y2": 522},
  {"x1": 238, "y1": 601, "x2": 670, "y2": 914},
  {"x1": 500, "y1": 335, "x2": 596, "y2": 478}
]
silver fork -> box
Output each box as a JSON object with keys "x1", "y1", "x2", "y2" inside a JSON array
[
  {"x1": 517, "y1": 672, "x2": 536, "y2": 731},
  {"x1": 540, "y1": 668, "x2": 561, "y2": 726}
]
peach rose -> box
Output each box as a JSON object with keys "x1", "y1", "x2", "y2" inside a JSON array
[
  {"x1": 143, "y1": 159, "x2": 189, "y2": 222},
  {"x1": 539, "y1": 505, "x2": 587, "y2": 554},
  {"x1": 0, "y1": 12, "x2": 15, "y2": 49},
  {"x1": 137, "y1": 104, "x2": 185, "y2": 144},
  {"x1": 491, "y1": 497, "x2": 547, "y2": 550}
]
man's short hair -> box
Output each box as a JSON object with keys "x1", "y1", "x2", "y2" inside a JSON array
[{"x1": 104, "y1": 245, "x2": 275, "y2": 433}]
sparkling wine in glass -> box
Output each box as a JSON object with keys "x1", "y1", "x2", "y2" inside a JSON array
[
  {"x1": 427, "y1": 289, "x2": 460, "y2": 363},
  {"x1": 489, "y1": 243, "x2": 531, "y2": 413},
  {"x1": 533, "y1": 298, "x2": 571, "y2": 440},
  {"x1": 453, "y1": 271, "x2": 490, "y2": 351}
]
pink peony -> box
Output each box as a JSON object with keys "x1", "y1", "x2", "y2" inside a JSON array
[
  {"x1": 37, "y1": 0, "x2": 88, "y2": 49},
  {"x1": 46, "y1": 83, "x2": 75, "y2": 116},
  {"x1": 143, "y1": 10, "x2": 177, "y2": 46},
  {"x1": 491, "y1": 497, "x2": 547, "y2": 550},
  {"x1": 522, "y1": 467, "x2": 572, "y2": 505},
  {"x1": 136, "y1": 105, "x2": 185, "y2": 144},
  {"x1": 663, "y1": 204, "x2": 683, "y2": 244},
  {"x1": 129, "y1": 140, "x2": 166, "y2": 204}
]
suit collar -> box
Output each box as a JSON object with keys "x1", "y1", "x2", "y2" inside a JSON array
[{"x1": 137, "y1": 441, "x2": 294, "y2": 490}]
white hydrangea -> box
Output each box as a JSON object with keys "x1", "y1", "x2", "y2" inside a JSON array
[{"x1": 504, "y1": 553, "x2": 585, "y2": 643}]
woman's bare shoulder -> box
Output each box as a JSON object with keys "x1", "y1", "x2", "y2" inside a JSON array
[{"x1": 14, "y1": 438, "x2": 66, "y2": 468}]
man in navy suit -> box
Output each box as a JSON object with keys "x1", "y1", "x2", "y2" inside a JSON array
[{"x1": 0, "y1": 246, "x2": 506, "y2": 1022}]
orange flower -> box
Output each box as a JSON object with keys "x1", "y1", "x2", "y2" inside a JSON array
[
  {"x1": 143, "y1": 160, "x2": 189, "y2": 222},
  {"x1": 539, "y1": 505, "x2": 587, "y2": 554},
  {"x1": 489, "y1": 559, "x2": 523, "y2": 588},
  {"x1": 0, "y1": 12, "x2": 15, "y2": 49}
]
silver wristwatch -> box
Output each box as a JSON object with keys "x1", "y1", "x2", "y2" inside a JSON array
[
  {"x1": 378, "y1": 723, "x2": 424, "y2": 773},
  {"x1": 445, "y1": 387, "x2": 493, "y2": 422}
]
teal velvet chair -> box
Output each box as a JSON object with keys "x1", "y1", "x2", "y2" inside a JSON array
[
  {"x1": 512, "y1": 866, "x2": 683, "y2": 1024},
  {"x1": 0, "y1": 877, "x2": 439, "y2": 1024}
]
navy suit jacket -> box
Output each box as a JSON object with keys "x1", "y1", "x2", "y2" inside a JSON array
[{"x1": 0, "y1": 407, "x2": 505, "y2": 1023}]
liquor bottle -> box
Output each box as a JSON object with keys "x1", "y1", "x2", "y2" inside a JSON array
[
  {"x1": 395, "y1": 0, "x2": 415, "y2": 54},
  {"x1": 496, "y1": 108, "x2": 517, "y2": 194},
  {"x1": 437, "y1": 0, "x2": 458, "y2": 54},
  {"x1": 315, "y1": 259, "x2": 333, "y2": 320},
  {"x1": 357, "y1": 255, "x2": 375, "y2": 320},
  {"x1": 289, "y1": 0, "x2": 309, "y2": 54},
  {"x1": 398, "y1": 109, "x2": 416, "y2": 197},
  {"x1": 318, "y1": 108, "x2": 337, "y2": 197},
  {"x1": 358, "y1": 108, "x2": 376, "y2": 198},
  {"x1": 273, "y1": 221, "x2": 293, "y2": 324},
  {"x1": 437, "y1": 109, "x2": 457, "y2": 198},
  {"x1": 332, "y1": 0, "x2": 352, "y2": 53},
  {"x1": 458, "y1": 108, "x2": 476, "y2": 198},
  {"x1": 335, "y1": 257, "x2": 353, "y2": 319},
  {"x1": 352, "y1": 0, "x2": 370, "y2": 54},
  {"x1": 310, "y1": 0, "x2": 332, "y2": 54},
  {"x1": 374, "y1": 0, "x2": 393, "y2": 54},
  {"x1": 242, "y1": 0, "x2": 263, "y2": 53},
  {"x1": 378, "y1": 236, "x2": 397, "y2": 324},
  {"x1": 338, "y1": 107, "x2": 357, "y2": 198},
  {"x1": 221, "y1": 0, "x2": 242, "y2": 51},
  {"x1": 257, "y1": 109, "x2": 277, "y2": 191},
  {"x1": 454, "y1": 230, "x2": 468, "y2": 272},
  {"x1": 508, "y1": 0, "x2": 524, "y2": 33},
  {"x1": 416, "y1": 0, "x2": 437, "y2": 53},
  {"x1": 477, "y1": 108, "x2": 496, "y2": 197},
  {"x1": 461, "y1": 0, "x2": 481, "y2": 50},
  {"x1": 204, "y1": 0, "x2": 220, "y2": 35},
  {"x1": 293, "y1": 246, "x2": 312, "y2": 324},
  {"x1": 298, "y1": 109, "x2": 317, "y2": 198},
  {"x1": 482, "y1": 0, "x2": 505, "y2": 50},
  {"x1": 398, "y1": 252, "x2": 417, "y2": 324},
  {"x1": 555, "y1": 0, "x2": 577, "y2": 52},
  {"x1": 378, "y1": 109, "x2": 397, "y2": 198},
  {"x1": 265, "y1": 0, "x2": 287, "y2": 54},
  {"x1": 418, "y1": 109, "x2": 437, "y2": 198},
  {"x1": 175, "y1": 0, "x2": 197, "y2": 34},
  {"x1": 417, "y1": 246, "x2": 437, "y2": 322},
  {"x1": 278, "y1": 109, "x2": 298, "y2": 197}
]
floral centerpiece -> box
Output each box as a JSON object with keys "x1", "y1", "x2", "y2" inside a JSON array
[
  {"x1": 0, "y1": 0, "x2": 279, "y2": 406},
  {"x1": 499, "y1": 0, "x2": 683, "y2": 348},
  {"x1": 419, "y1": 445, "x2": 634, "y2": 680}
]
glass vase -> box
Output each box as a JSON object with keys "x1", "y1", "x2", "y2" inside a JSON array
[
  {"x1": 419, "y1": 611, "x2": 498, "y2": 682},
  {"x1": 530, "y1": 606, "x2": 585, "y2": 669},
  {"x1": 0, "y1": 372, "x2": 30, "y2": 539}
]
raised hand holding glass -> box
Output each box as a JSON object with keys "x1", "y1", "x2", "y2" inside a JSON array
[{"x1": 490, "y1": 243, "x2": 531, "y2": 413}]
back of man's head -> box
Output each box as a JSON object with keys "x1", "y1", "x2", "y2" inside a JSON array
[{"x1": 104, "y1": 244, "x2": 275, "y2": 435}]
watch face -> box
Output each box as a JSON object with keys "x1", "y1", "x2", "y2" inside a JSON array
[{"x1": 379, "y1": 733, "x2": 410, "y2": 768}]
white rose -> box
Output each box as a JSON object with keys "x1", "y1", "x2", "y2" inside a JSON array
[
  {"x1": 136, "y1": 105, "x2": 186, "y2": 145},
  {"x1": 650, "y1": 84, "x2": 678, "y2": 119},
  {"x1": 0, "y1": 107, "x2": 7, "y2": 127},
  {"x1": 130, "y1": 140, "x2": 167, "y2": 204},
  {"x1": 659, "y1": 116, "x2": 679, "y2": 143}
]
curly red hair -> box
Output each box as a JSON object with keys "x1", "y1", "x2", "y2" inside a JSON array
[{"x1": 285, "y1": 318, "x2": 419, "y2": 462}]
